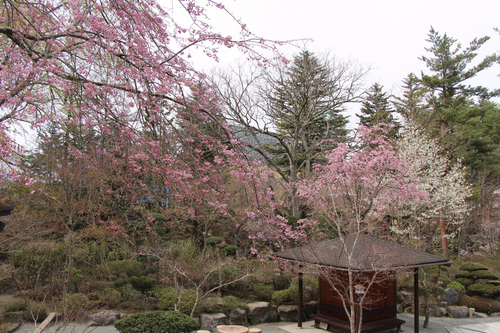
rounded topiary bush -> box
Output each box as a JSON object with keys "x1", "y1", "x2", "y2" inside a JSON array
[
  {"x1": 114, "y1": 311, "x2": 199, "y2": 333},
  {"x1": 489, "y1": 280, "x2": 500, "y2": 286},
  {"x1": 271, "y1": 286, "x2": 298, "y2": 306},
  {"x1": 467, "y1": 283, "x2": 498, "y2": 296},
  {"x1": 456, "y1": 277, "x2": 474, "y2": 287},
  {"x1": 471, "y1": 270, "x2": 499, "y2": 280},
  {"x1": 446, "y1": 281, "x2": 466, "y2": 294},
  {"x1": 460, "y1": 262, "x2": 488, "y2": 271},
  {"x1": 252, "y1": 283, "x2": 274, "y2": 301},
  {"x1": 455, "y1": 271, "x2": 471, "y2": 279}
]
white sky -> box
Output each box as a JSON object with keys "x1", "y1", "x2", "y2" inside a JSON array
[{"x1": 190, "y1": 0, "x2": 500, "y2": 125}]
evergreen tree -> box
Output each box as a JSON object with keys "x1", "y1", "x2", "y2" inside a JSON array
[
  {"x1": 393, "y1": 73, "x2": 430, "y2": 124},
  {"x1": 357, "y1": 83, "x2": 399, "y2": 136}
]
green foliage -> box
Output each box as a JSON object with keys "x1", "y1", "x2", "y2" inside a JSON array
[
  {"x1": 114, "y1": 311, "x2": 200, "y2": 333},
  {"x1": 460, "y1": 262, "x2": 489, "y2": 271},
  {"x1": 489, "y1": 281, "x2": 500, "y2": 286},
  {"x1": 446, "y1": 281, "x2": 466, "y2": 294},
  {"x1": 198, "y1": 296, "x2": 247, "y2": 316},
  {"x1": 113, "y1": 278, "x2": 128, "y2": 289},
  {"x1": 130, "y1": 276, "x2": 153, "y2": 292},
  {"x1": 205, "y1": 237, "x2": 223, "y2": 246},
  {"x1": 67, "y1": 293, "x2": 90, "y2": 310},
  {"x1": 252, "y1": 283, "x2": 275, "y2": 301},
  {"x1": 459, "y1": 295, "x2": 500, "y2": 314},
  {"x1": 455, "y1": 271, "x2": 471, "y2": 278},
  {"x1": 3, "y1": 300, "x2": 28, "y2": 313},
  {"x1": 23, "y1": 306, "x2": 48, "y2": 322},
  {"x1": 471, "y1": 270, "x2": 499, "y2": 280},
  {"x1": 99, "y1": 288, "x2": 122, "y2": 307},
  {"x1": 159, "y1": 289, "x2": 198, "y2": 316},
  {"x1": 223, "y1": 245, "x2": 238, "y2": 256},
  {"x1": 467, "y1": 283, "x2": 498, "y2": 296},
  {"x1": 271, "y1": 286, "x2": 298, "y2": 306},
  {"x1": 456, "y1": 277, "x2": 474, "y2": 287},
  {"x1": 291, "y1": 276, "x2": 318, "y2": 302},
  {"x1": 10, "y1": 243, "x2": 67, "y2": 291},
  {"x1": 108, "y1": 260, "x2": 145, "y2": 278}
]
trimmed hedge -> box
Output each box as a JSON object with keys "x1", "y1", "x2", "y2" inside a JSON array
[
  {"x1": 460, "y1": 262, "x2": 488, "y2": 271},
  {"x1": 446, "y1": 281, "x2": 466, "y2": 295},
  {"x1": 456, "y1": 277, "x2": 474, "y2": 287},
  {"x1": 459, "y1": 295, "x2": 500, "y2": 314},
  {"x1": 455, "y1": 271, "x2": 471, "y2": 279},
  {"x1": 114, "y1": 311, "x2": 199, "y2": 333},
  {"x1": 467, "y1": 283, "x2": 498, "y2": 296},
  {"x1": 471, "y1": 270, "x2": 499, "y2": 280}
]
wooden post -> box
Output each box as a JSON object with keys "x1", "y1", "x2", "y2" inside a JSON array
[
  {"x1": 414, "y1": 267, "x2": 419, "y2": 333},
  {"x1": 298, "y1": 265, "x2": 303, "y2": 328}
]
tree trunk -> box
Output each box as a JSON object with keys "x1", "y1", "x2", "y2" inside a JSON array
[{"x1": 439, "y1": 209, "x2": 448, "y2": 258}]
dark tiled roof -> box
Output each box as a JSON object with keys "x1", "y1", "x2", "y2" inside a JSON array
[
  {"x1": 273, "y1": 233, "x2": 450, "y2": 271},
  {"x1": 0, "y1": 204, "x2": 13, "y2": 217}
]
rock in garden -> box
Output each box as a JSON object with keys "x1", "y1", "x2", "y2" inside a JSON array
[
  {"x1": 304, "y1": 301, "x2": 318, "y2": 318},
  {"x1": 397, "y1": 292, "x2": 414, "y2": 309},
  {"x1": 247, "y1": 302, "x2": 277, "y2": 325},
  {"x1": 441, "y1": 288, "x2": 459, "y2": 306},
  {"x1": 473, "y1": 312, "x2": 488, "y2": 318},
  {"x1": 396, "y1": 304, "x2": 403, "y2": 314},
  {"x1": 448, "y1": 306, "x2": 469, "y2": 318},
  {"x1": 277, "y1": 305, "x2": 298, "y2": 322},
  {"x1": 428, "y1": 306, "x2": 446, "y2": 317},
  {"x1": 490, "y1": 312, "x2": 500, "y2": 317},
  {"x1": 228, "y1": 307, "x2": 248, "y2": 326},
  {"x1": 199, "y1": 313, "x2": 228, "y2": 332},
  {"x1": 88, "y1": 310, "x2": 121, "y2": 326}
]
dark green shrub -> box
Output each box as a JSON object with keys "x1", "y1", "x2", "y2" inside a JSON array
[
  {"x1": 271, "y1": 286, "x2": 298, "y2": 306},
  {"x1": 471, "y1": 270, "x2": 499, "y2": 280},
  {"x1": 459, "y1": 295, "x2": 500, "y2": 314},
  {"x1": 99, "y1": 288, "x2": 122, "y2": 307},
  {"x1": 489, "y1": 280, "x2": 500, "y2": 286},
  {"x1": 153, "y1": 227, "x2": 167, "y2": 237},
  {"x1": 205, "y1": 237, "x2": 223, "y2": 246},
  {"x1": 159, "y1": 289, "x2": 197, "y2": 316},
  {"x1": 460, "y1": 262, "x2": 488, "y2": 271},
  {"x1": 467, "y1": 283, "x2": 498, "y2": 296},
  {"x1": 130, "y1": 276, "x2": 153, "y2": 292},
  {"x1": 446, "y1": 281, "x2": 466, "y2": 294},
  {"x1": 291, "y1": 276, "x2": 318, "y2": 302},
  {"x1": 23, "y1": 306, "x2": 48, "y2": 322},
  {"x1": 3, "y1": 300, "x2": 28, "y2": 313},
  {"x1": 108, "y1": 260, "x2": 145, "y2": 278},
  {"x1": 455, "y1": 271, "x2": 471, "y2": 278},
  {"x1": 223, "y1": 245, "x2": 238, "y2": 256},
  {"x1": 252, "y1": 283, "x2": 274, "y2": 301},
  {"x1": 456, "y1": 277, "x2": 474, "y2": 287},
  {"x1": 114, "y1": 311, "x2": 199, "y2": 333},
  {"x1": 113, "y1": 278, "x2": 128, "y2": 289}
]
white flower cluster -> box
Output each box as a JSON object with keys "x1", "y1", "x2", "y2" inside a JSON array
[{"x1": 394, "y1": 122, "x2": 472, "y2": 239}]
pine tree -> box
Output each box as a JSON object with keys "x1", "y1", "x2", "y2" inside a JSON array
[{"x1": 357, "y1": 83, "x2": 399, "y2": 136}]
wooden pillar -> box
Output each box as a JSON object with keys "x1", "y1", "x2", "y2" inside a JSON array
[
  {"x1": 414, "y1": 267, "x2": 419, "y2": 333},
  {"x1": 298, "y1": 265, "x2": 303, "y2": 328}
]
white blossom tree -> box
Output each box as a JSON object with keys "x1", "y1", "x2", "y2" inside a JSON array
[{"x1": 395, "y1": 122, "x2": 472, "y2": 256}]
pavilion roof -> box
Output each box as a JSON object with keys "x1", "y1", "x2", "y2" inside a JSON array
[{"x1": 273, "y1": 233, "x2": 450, "y2": 272}]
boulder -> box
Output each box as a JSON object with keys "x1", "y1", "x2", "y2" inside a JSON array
[
  {"x1": 87, "y1": 310, "x2": 122, "y2": 326},
  {"x1": 396, "y1": 304, "x2": 403, "y2": 314},
  {"x1": 473, "y1": 312, "x2": 488, "y2": 318},
  {"x1": 277, "y1": 305, "x2": 298, "y2": 322},
  {"x1": 397, "y1": 292, "x2": 414, "y2": 309},
  {"x1": 490, "y1": 312, "x2": 500, "y2": 317},
  {"x1": 441, "y1": 288, "x2": 459, "y2": 306},
  {"x1": 448, "y1": 306, "x2": 469, "y2": 318},
  {"x1": 199, "y1": 313, "x2": 228, "y2": 332},
  {"x1": 303, "y1": 301, "x2": 318, "y2": 318},
  {"x1": 247, "y1": 302, "x2": 277, "y2": 325},
  {"x1": 428, "y1": 306, "x2": 446, "y2": 317},
  {"x1": 228, "y1": 307, "x2": 248, "y2": 326}
]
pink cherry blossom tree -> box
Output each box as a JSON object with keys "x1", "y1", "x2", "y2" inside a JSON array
[{"x1": 295, "y1": 125, "x2": 427, "y2": 333}]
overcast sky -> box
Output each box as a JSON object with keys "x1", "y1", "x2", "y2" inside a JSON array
[{"x1": 195, "y1": 0, "x2": 500, "y2": 125}]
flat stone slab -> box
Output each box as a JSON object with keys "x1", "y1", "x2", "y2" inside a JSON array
[{"x1": 216, "y1": 325, "x2": 249, "y2": 333}]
